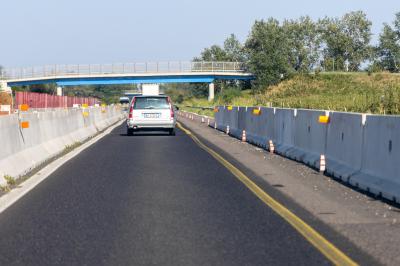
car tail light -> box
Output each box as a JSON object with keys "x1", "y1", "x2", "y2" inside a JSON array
[
  {"x1": 129, "y1": 97, "x2": 136, "y2": 119},
  {"x1": 170, "y1": 107, "x2": 174, "y2": 118}
]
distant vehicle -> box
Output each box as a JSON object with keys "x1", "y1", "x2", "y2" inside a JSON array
[
  {"x1": 126, "y1": 95, "x2": 176, "y2": 136},
  {"x1": 119, "y1": 96, "x2": 130, "y2": 104},
  {"x1": 141, "y1": 84, "x2": 160, "y2": 96}
]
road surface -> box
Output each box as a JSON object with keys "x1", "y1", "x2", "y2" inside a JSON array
[{"x1": 0, "y1": 124, "x2": 344, "y2": 265}]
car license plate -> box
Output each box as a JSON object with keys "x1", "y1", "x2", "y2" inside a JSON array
[{"x1": 143, "y1": 113, "x2": 160, "y2": 118}]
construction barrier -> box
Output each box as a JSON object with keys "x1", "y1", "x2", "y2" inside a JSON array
[
  {"x1": 325, "y1": 112, "x2": 364, "y2": 181},
  {"x1": 273, "y1": 108, "x2": 296, "y2": 156},
  {"x1": 286, "y1": 109, "x2": 327, "y2": 169},
  {"x1": 0, "y1": 106, "x2": 123, "y2": 186},
  {"x1": 351, "y1": 115, "x2": 400, "y2": 201},
  {"x1": 15, "y1": 91, "x2": 99, "y2": 109},
  {"x1": 179, "y1": 106, "x2": 400, "y2": 204}
]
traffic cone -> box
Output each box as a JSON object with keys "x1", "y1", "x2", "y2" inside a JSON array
[
  {"x1": 226, "y1": 125, "x2": 230, "y2": 134},
  {"x1": 269, "y1": 140, "x2": 275, "y2": 153},
  {"x1": 242, "y1": 130, "x2": 246, "y2": 142},
  {"x1": 319, "y1": 155, "x2": 326, "y2": 172},
  {"x1": 207, "y1": 119, "x2": 210, "y2": 126},
  {"x1": 201, "y1": 117, "x2": 205, "y2": 123}
]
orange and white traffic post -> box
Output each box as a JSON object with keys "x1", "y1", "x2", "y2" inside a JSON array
[
  {"x1": 242, "y1": 130, "x2": 246, "y2": 142},
  {"x1": 319, "y1": 155, "x2": 326, "y2": 172},
  {"x1": 268, "y1": 140, "x2": 275, "y2": 153}
]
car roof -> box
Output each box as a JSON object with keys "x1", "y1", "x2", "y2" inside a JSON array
[{"x1": 134, "y1": 95, "x2": 167, "y2": 98}]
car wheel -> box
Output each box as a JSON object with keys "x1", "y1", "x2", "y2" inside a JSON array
[
  {"x1": 169, "y1": 129, "x2": 176, "y2": 136},
  {"x1": 127, "y1": 128, "x2": 134, "y2": 136}
]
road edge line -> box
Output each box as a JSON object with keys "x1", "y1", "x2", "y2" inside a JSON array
[{"x1": 177, "y1": 122, "x2": 357, "y2": 266}]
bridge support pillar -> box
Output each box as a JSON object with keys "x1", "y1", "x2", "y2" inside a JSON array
[
  {"x1": 208, "y1": 83, "x2": 214, "y2": 102},
  {"x1": 56, "y1": 86, "x2": 63, "y2": 96},
  {"x1": 0, "y1": 81, "x2": 10, "y2": 92}
]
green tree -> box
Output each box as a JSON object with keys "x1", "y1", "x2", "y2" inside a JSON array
[
  {"x1": 377, "y1": 13, "x2": 400, "y2": 72},
  {"x1": 245, "y1": 18, "x2": 291, "y2": 89},
  {"x1": 283, "y1": 16, "x2": 321, "y2": 72},
  {"x1": 319, "y1": 11, "x2": 372, "y2": 71},
  {"x1": 196, "y1": 45, "x2": 228, "y2": 61},
  {"x1": 223, "y1": 34, "x2": 246, "y2": 62}
]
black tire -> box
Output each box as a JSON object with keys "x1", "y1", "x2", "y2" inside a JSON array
[
  {"x1": 127, "y1": 128, "x2": 134, "y2": 136},
  {"x1": 169, "y1": 128, "x2": 176, "y2": 136}
]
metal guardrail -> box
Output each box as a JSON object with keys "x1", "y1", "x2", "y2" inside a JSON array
[{"x1": 0, "y1": 61, "x2": 246, "y2": 81}]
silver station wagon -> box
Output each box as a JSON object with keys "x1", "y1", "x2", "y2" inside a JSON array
[{"x1": 126, "y1": 95, "x2": 176, "y2": 136}]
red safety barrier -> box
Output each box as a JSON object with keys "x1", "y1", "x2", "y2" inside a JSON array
[{"x1": 15, "y1": 92, "x2": 99, "y2": 109}]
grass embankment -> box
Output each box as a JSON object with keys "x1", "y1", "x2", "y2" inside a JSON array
[{"x1": 181, "y1": 72, "x2": 400, "y2": 116}]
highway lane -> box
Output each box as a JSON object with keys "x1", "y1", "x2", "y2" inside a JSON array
[{"x1": 0, "y1": 124, "x2": 332, "y2": 265}]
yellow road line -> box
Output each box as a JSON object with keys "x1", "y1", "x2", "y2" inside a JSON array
[{"x1": 177, "y1": 122, "x2": 357, "y2": 266}]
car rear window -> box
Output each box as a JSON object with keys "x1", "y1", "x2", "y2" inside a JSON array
[{"x1": 133, "y1": 97, "x2": 170, "y2": 109}]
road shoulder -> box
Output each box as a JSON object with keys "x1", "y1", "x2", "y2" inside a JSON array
[{"x1": 178, "y1": 115, "x2": 400, "y2": 266}]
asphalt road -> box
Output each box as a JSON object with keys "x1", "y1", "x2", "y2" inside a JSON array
[{"x1": 0, "y1": 124, "x2": 332, "y2": 265}]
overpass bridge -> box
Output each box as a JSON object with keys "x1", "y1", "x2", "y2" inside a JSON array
[{"x1": 0, "y1": 61, "x2": 254, "y2": 101}]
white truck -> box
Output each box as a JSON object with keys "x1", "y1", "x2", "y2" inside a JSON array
[{"x1": 141, "y1": 84, "x2": 160, "y2": 96}]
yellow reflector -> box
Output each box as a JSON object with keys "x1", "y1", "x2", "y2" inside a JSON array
[
  {"x1": 213, "y1": 107, "x2": 219, "y2": 113},
  {"x1": 21, "y1": 121, "x2": 29, "y2": 128},
  {"x1": 20, "y1": 104, "x2": 29, "y2": 111},
  {"x1": 82, "y1": 103, "x2": 89, "y2": 108},
  {"x1": 252, "y1": 109, "x2": 261, "y2": 116},
  {"x1": 227, "y1": 106, "x2": 233, "y2": 111},
  {"x1": 82, "y1": 111, "x2": 89, "y2": 117},
  {"x1": 318, "y1": 115, "x2": 330, "y2": 124},
  {"x1": 101, "y1": 103, "x2": 106, "y2": 107}
]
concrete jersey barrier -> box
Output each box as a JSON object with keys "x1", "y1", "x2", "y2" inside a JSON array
[
  {"x1": 273, "y1": 108, "x2": 296, "y2": 156},
  {"x1": 0, "y1": 106, "x2": 123, "y2": 186},
  {"x1": 325, "y1": 112, "x2": 364, "y2": 181},
  {"x1": 351, "y1": 115, "x2": 400, "y2": 202},
  {"x1": 180, "y1": 106, "x2": 400, "y2": 204},
  {"x1": 286, "y1": 109, "x2": 327, "y2": 169}
]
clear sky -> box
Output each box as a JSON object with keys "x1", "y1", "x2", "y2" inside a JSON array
[{"x1": 1, "y1": 0, "x2": 399, "y2": 67}]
